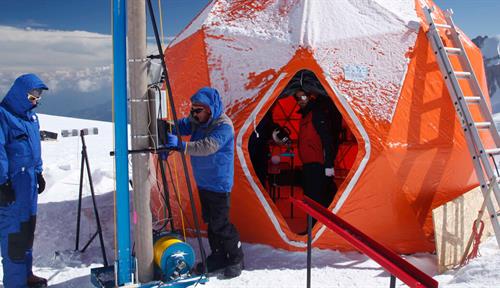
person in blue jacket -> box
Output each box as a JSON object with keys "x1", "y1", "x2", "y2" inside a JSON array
[
  {"x1": 0, "y1": 74, "x2": 48, "y2": 288},
  {"x1": 165, "y1": 87, "x2": 244, "y2": 278}
]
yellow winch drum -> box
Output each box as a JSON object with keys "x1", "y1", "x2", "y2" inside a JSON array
[{"x1": 153, "y1": 235, "x2": 195, "y2": 279}]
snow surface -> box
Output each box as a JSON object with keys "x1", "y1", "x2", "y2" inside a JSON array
[{"x1": 0, "y1": 113, "x2": 498, "y2": 287}]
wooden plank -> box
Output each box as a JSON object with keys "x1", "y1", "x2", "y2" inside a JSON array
[{"x1": 432, "y1": 186, "x2": 494, "y2": 273}]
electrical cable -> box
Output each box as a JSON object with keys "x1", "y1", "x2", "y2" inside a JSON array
[
  {"x1": 157, "y1": 155, "x2": 175, "y2": 232},
  {"x1": 166, "y1": 158, "x2": 190, "y2": 240}
]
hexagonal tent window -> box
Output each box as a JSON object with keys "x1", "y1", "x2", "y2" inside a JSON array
[{"x1": 248, "y1": 70, "x2": 359, "y2": 234}]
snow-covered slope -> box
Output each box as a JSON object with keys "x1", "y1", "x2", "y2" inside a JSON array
[{"x1": 0, "y1": 114, "x2": 498, "y2": 287}]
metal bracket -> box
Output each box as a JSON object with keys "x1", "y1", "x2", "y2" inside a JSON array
[
  {"x1": 128, "y1": 58, "x2": 149, "y2": 63},
  {"x1": 129, "y1": 98, "x2": 151, "y2": 103},
  {"x1": 132, "y1": 135, "x2": 151, "y2": 139}
]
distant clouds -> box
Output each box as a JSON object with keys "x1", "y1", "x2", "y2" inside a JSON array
[
  {"x1": 23, "y1": 19, "x2": 49, "y2": 29},
  {"x1": 0, "y1": 25, "x2": 112, "y2": 96},
  {"x1": 0, "y1": 25, "x2": 175, "y2": 120},
  {"x1": 41, "y1": 66, "x2": 111, "y2": 93},
  {"x1": 0, "y1": 24, "x2": 177, "y2": 122},
  {"x1": 0, "y1": 25, "x2": 174, "y2": 96},
  {"x1": 146, "y1": 35, "x2": 175, "y2": 47}
]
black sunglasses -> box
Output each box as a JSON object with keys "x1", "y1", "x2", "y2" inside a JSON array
[{"x1": 190, "y1": 108, "x2": 205, "y2": 114}]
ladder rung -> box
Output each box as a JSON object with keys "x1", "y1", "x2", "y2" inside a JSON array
[
  {"x1": 444, "y1": 47, "x2": 462, "y2": 55},
  {"x1": 434, "y1": 23, "x2": 452, "y2": 29},
  {"x1": 485, "y1": 148, "x2": 500, "y2": 156},
  {"x1": 464, "y1": 96, "x2": 481, "y2": 103},
  {"x1": 454, "y1": 71, "x2": 472, "y2": 79},
  {"x1": 474, "y1": 122, "x2": 491, "y2": 129}
]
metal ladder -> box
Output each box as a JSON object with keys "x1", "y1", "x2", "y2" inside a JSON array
[{"x1": 424, "y1": 6, "x2": 500, "y2": 248}]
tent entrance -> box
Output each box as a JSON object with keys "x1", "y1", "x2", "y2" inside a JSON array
[{"x1": 248, "y1": 70, "x2": 359, "y2": 234}]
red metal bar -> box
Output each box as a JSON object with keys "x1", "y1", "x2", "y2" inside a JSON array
[{"x1": 291, "y1": 197, "x2": 438, "y2": 288}]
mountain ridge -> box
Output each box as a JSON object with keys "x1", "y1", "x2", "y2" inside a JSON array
[{"x1": 473, "y1": 35, "x2": 500, "y2": 112}]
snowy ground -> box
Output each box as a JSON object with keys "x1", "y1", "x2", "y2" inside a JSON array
[{"x1": 0, "y1": 114, "x2": 498, "y2": 287}]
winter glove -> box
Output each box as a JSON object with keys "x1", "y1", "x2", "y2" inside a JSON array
[
  {"x1": 325, "y1": 168, "x2": 334, "y2": 177},
  {"x1": 37, "y1": 173, "x2": 46, "y2": 194},
  {"x1": 0, "y1": 181, "x2": 15, "y2": 206},
  {"x1": 166, "y1": 133, "x2": 186, "y2": 151},
  {"x1": 157, "y1": 119, "x2": 175, "y2": 146}
]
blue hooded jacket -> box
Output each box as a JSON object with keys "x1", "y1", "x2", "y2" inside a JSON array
[
  {"x1": 0, "y1": 74, "x2": 46, "y2": 184},
  {"x1": 177, "y1": 87, "x2": 234, "y2": 193}
]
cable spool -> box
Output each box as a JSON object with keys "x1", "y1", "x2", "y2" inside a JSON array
[{"x1": 153, "y1": 235, "x2": 195, "y2": 280}]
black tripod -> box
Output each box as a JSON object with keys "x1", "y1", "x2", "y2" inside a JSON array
[{"x1": 75, "y1": 130, "x2": 108, "y2": 266}]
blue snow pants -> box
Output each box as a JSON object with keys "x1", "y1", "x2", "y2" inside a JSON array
[{"x1": 0, "y1": 170, "x2": 38, "y2": 288}]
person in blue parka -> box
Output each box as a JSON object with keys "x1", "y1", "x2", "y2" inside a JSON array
[
  {"x1": 164, "y1": 87, "x2": 244, "y2": 279},
  {"x1": 0, "y1": 74, "x2": 48, "y2": 288}
]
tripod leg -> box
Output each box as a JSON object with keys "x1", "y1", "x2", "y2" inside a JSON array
[
  {"x1": 75, "y1": 149, "x2": 85, "y2": 251},
  {"x1": 81, "y1": 231, "x2": 99, "y2": 253},
  {"x1": 82, "y1": 134, "x2": 109, "y2": 267}
]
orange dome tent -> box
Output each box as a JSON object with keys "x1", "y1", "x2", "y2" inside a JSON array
[{"x1": 151, "y1": 0, "x2": 491, "y2": 254}]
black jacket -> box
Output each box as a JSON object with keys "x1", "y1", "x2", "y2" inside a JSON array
[{"x1": 298, "y1": 97, "x2": 342, "y2": 168}]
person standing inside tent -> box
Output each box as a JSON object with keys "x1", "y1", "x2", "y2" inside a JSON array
[
  {"x1": 295, "y1": 88, "x2": 342, "y2": 209},
  {"x1": 165, "y1": 87, "x2": 244, "y2": 278},
  {"x1": 0, "y1": 74, "x2": 48, "y2": 288}
]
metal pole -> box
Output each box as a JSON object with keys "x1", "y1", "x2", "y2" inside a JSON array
[
  {"x1": 290, "y1": 154, "x2": 294, "y2": 218},
  {"x1": 390, "y1": 275, "x2": 396, "y2": 288},
  {"x1": 307, "y1": 214, "x2": 312, "y2": 288},
  {"x1": 113, "y1": 0, "x2": 132, "y2": 284},
  {"x1": 128, "y1": 0, "x2": 154, "y2": 282}
]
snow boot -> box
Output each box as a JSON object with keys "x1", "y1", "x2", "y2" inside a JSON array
[
  {"x1": 223, "y1": 242, "x2": 244, "y2": 279},
  {"x1": 27, "y1": 274, "x2": 48, "y2": 288},
  {"x1": 195, "y1": 251, "x2": 228, "y2": 274},
  {"x1": 223, "y1": 260, "x2": 243, "y2": 279},
  {"x1": 196, "y1": 235, "x2": 227, "y2": 274}
]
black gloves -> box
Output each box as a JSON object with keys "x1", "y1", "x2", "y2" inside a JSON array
[
  {"x1": 0, "y1": 174, "x2": 46, "y2": 204},
  {"x1": 0, "y1": 181, "x2": 15, "y2": 206},
  {"x1": 37, "y1": 173, "x2": 46, "y2": 194}
]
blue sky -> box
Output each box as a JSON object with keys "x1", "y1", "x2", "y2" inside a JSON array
[
  {"x1": 0, "y1": 0, "x2": 498, "y2": 120},
  {"x1": 433, "y1": 0, "x2": 500, "y2": 36},
  {"x1": 0, "y1": 1, "x2": 497, "y2": 38},
  {"x1": 0, "y1": 0, "x2": 211, "y2": 39}
]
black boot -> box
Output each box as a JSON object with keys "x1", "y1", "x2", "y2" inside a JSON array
[
  {"x1": 223, "y1": 241, "x2": 244, "y2": 279},
  {"x1": 196, "y1": 250, "x2": 227, "y2": 273},
  {"x1": 196, "y1": 234, "x2": 227, "y2": 274},
  {"x1": 27, "y1": 274, "x2": 48, "y2": 288}
]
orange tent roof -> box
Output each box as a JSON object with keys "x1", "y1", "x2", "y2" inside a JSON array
[{"x1": 151, "y1": 0, "x2": 490, "y2": 253}]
